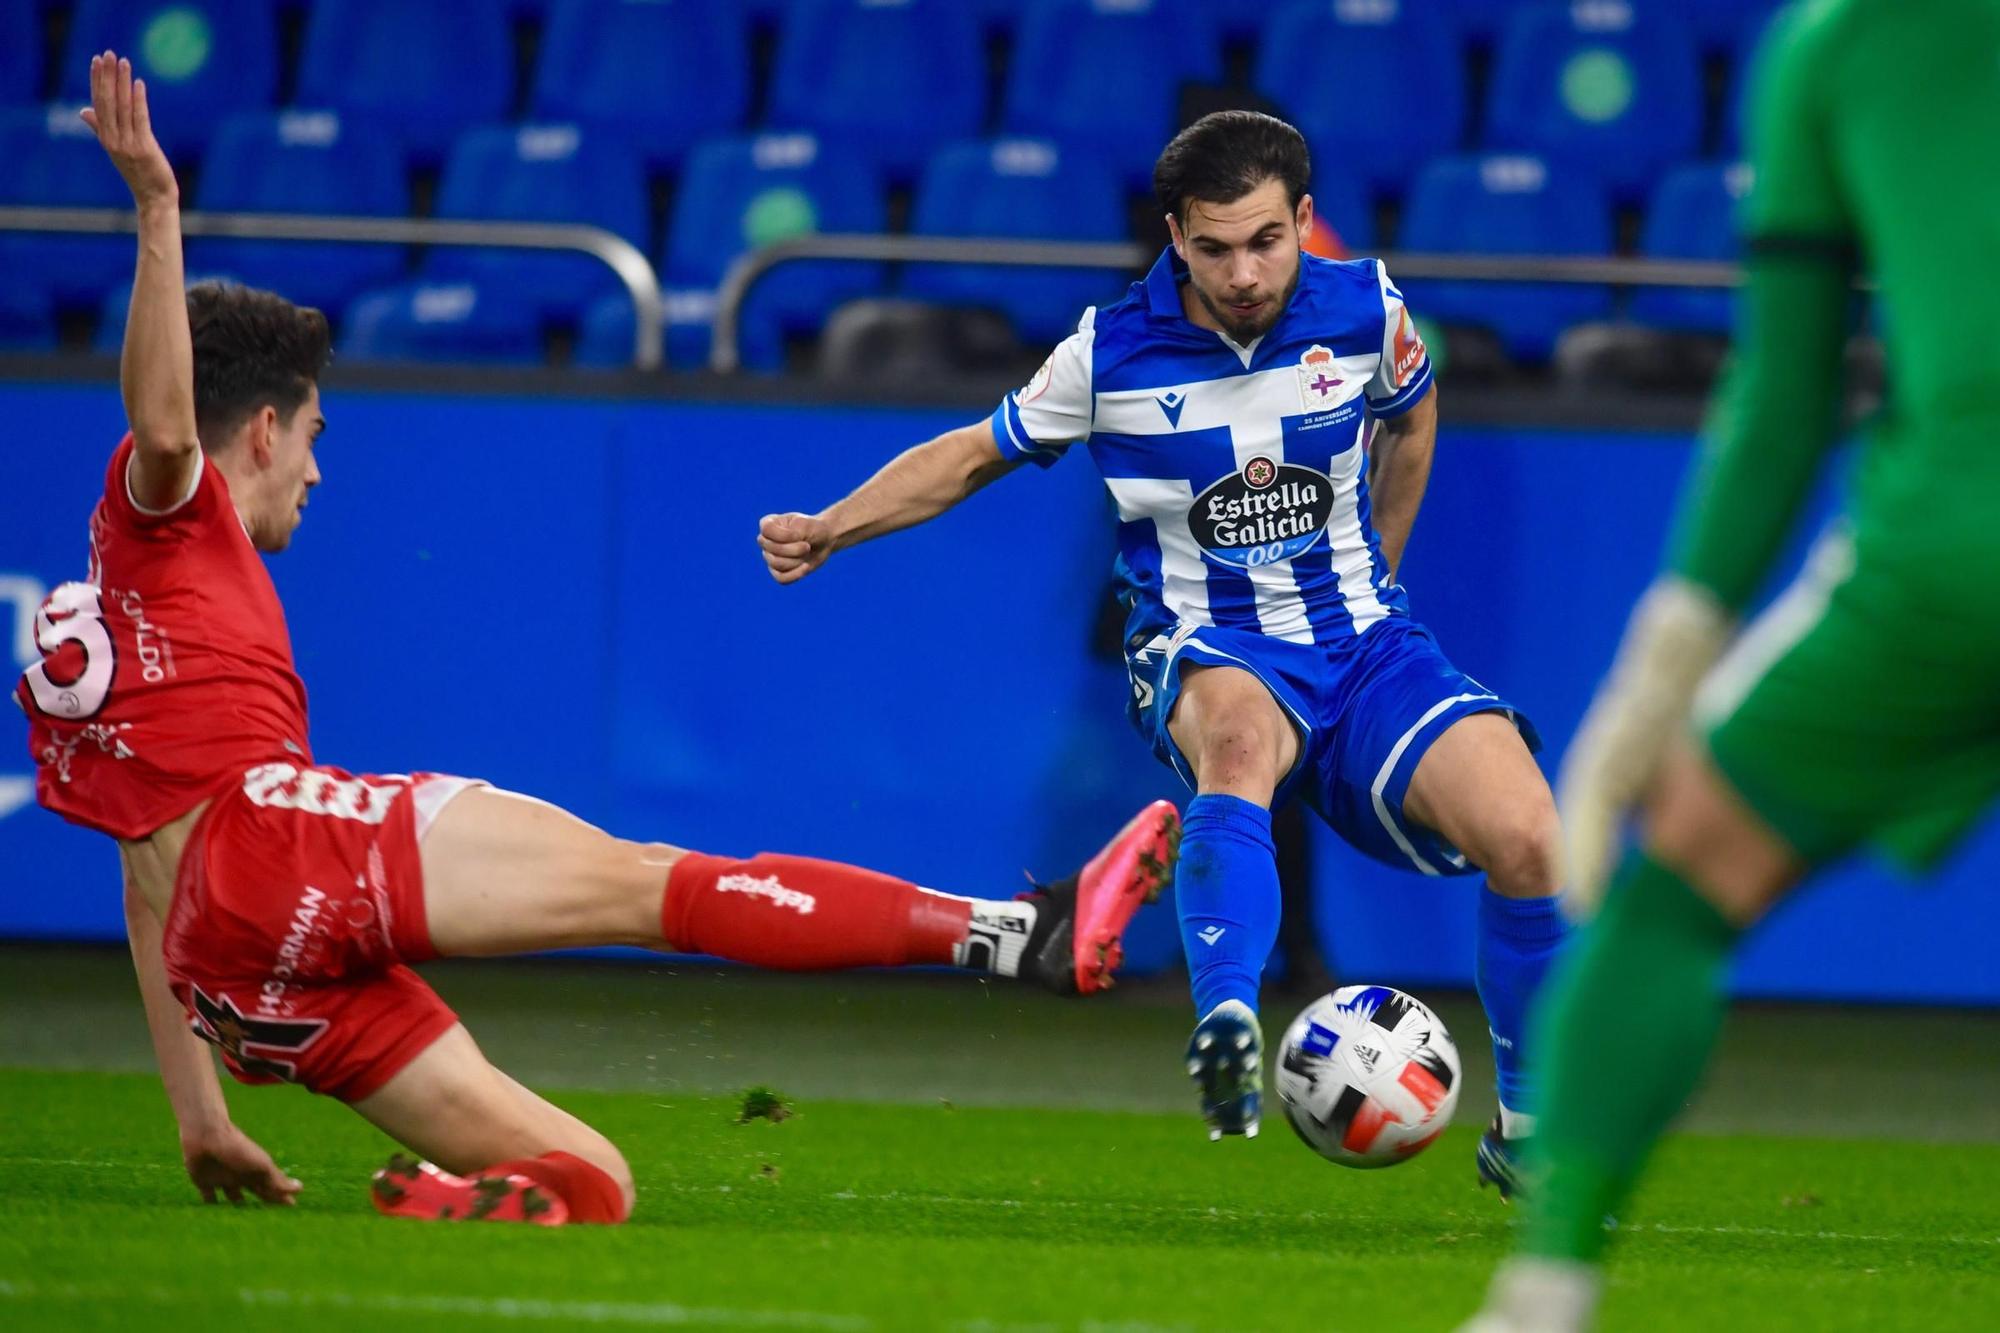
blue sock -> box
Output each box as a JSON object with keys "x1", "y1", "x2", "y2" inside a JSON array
[
  {"x1": 1475, "y1": 884, "x2": 1571, "y2": 1120},
  {"x1": 1175, "y1": 793, "x2": 1280, "y2": 1019}
]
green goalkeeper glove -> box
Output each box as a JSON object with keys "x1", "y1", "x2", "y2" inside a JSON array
[{"x1": 1557, "y1": 578, "x2": 1735, "y2": 917}]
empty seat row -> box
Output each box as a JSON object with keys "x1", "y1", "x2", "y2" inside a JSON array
[
  {"x1": 0, "y1": 86, "x2": 1751, "y2": 368},
  {"x1": 1395, "y1": 154, "x2": 1746, "y2": 362},
  {"x1": 6, "y1": 0, "x2": 1784, "y2": 189},
  {"x1": 11, "y1": 144, "x2": 1746, "y2": 376}
]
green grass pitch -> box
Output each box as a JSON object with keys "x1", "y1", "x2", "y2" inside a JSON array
[{"x1": 1, "y1": 948, "x2": 1996, "y2": 1332}]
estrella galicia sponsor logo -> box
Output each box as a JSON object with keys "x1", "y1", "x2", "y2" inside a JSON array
[{"x1": 1188, "y1": 455, "x2": 1334, "y2": 569}]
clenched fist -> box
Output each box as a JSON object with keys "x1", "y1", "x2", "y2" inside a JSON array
[{"x1": 758, "y1": 512, "x2": 834, "y2": 584}]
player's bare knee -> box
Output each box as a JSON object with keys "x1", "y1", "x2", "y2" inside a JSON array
[
  {"x1": 559, "y1": 1127, "x2": 636, "y2": 1220},
  {"x1": 1644, "y1": 748, "x2": 1799, "y2": 926},
  {"x1": 1191, "y1": 719, "x2": 1287, "y2": 796},
  {"x1": 603, "y1": 1144, "x2": 636, "y2": 1218},
  {"x1": 567, "y1": 836, "x2": 675, "y2": 945},
  {"x1": 1481, "y1": 789, "x2": 1563, "y2": 899}
]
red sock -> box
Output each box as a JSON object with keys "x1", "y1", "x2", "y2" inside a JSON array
[
  {"x1": 487, "y1": 1151, "x2": 629, "y2": 1224},
  {"x1": 662, "y1": 851, "x2": 971, "y2": 969}
]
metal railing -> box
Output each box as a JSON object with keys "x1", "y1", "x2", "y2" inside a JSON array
[
  {"x1": 710, "y1": 235, "x2": 1751, "y2": 373},
  {"x1": 0, "y1": 206, "x2": 666, "y2": 370},
  {"x1": 0, "y1": 214, "x2": 1839, "y2": 379}
]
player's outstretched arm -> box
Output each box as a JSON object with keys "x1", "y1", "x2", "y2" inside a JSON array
[
  {"x1": 123, "y1": 875, "x2": 301, "y2": 1206},
  {"x1": 81, "y1": 51, "x2": 201, "y2": 510},
  {"x1": 758, "y1": 422, "x2": 1014, "y2": 583}
]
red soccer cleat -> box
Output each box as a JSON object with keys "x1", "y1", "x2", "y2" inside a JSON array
[
  {"x1": 1020, "y1": 800, "x2": 1181, "y2": 995},
  {"x1": 370, "y1": 1153, "x2": 570, "y2": 1225}
]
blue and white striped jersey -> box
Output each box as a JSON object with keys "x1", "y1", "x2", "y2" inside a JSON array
[{"x1": 989, "y1": 247, "x2": 1435, "y2": 645}]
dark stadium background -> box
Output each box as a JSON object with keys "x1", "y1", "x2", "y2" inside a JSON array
[{"x1": 2, "y1": 0, "x2": 1993, "y2": 1007}]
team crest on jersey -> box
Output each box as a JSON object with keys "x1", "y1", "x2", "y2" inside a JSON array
[
  {"x1": 1189, "y1": 455, "x2": 1334, "y2": 569},
  {"x1": 1017, "y1": 353, "x2": 1055, "y2": 405},
  {"x1": 1297, "y1": 344, "x2": 1344, "y2": 409}
]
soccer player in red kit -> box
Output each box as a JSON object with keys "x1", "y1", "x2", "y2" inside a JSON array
[{"x1": 18, "y1": 53, "x2": 1180, "y2": 1227}]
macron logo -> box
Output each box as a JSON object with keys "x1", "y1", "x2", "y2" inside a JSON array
[
  {"x1": 1197, "y1": 926, "x2": 1226, "y2": 946},
  {"x1": 1155, "y1": 391, "x2": 1187, "y2": 427}
]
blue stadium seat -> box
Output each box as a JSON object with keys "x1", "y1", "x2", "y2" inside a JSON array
[
  {"x1": 747, "y1": 0, "x2": 1023, "y2": 32},
  {"x1": 1254, "y1": 0, "x2": 1464, "y2": 197},
  {"x1": 766, "y1": 0, "x2": 985, "y2": 181},
  {"x1": 295, "y1": 0, "x2": 512, "y2": 165},
  {"x1": 531, "y1": 0, "x2": 749, "y2": 172},
  {"x1": 574, "y1": 289, "x2": 722, "y2": 370},
  {"x1": 0, "y1": 105, "x2": 136, "y2": 308},
  {"x1": 574, "y1": 293, "x2": 645, "y2": 369},
  {"x1": 422, "y1": 124, "x2": 650, "y2": 322},
  {"x1": 0, "y1": 278, "x2": 56, "y2": 351},
  {"x1": 1003, "y1": 0, "x2": 1223, "y2": 189},
  {"x1": 1192, "y1": 0, "x2": 1266, "y2": 43},
  {"x1": 1395, "y1": 153, "x2": 1612, "y2": 363},
  {"x1": 1720, "y1": 23, "x2": 1781, "y2": 161},
  {"x1": 91, "y1": 270, "x2": 240, "y2": 353},
  {"x1": 59, "y1": 0, "x2": 277, "y2": 156},
  {"x1": 665, "y1": 132, "x2": 888, "y2": 370},
  {"x1": 1434, "y1": 0, "x2": 1534, "y2": 44},
  {"x1": 339, "y1": 282, "x2": 547, "y2": 365},
  {"x1": 1629, "y1": 161, "x2": 1748, "y2": 336},
  {"x1": 1, "y1": 5, "x2": 42, "y2": 105},
  {"x1": 186, "y1": 111, "x2": 408, "y2": 318},
  {"x1": 902, "y1": 138, "x2": 1130, "y2": 346},
  {"x1": 1308, "y1": 171, "x2": 1373, "y2": 254},
  {"x1": 1484, "y1": 1, "x2": 1701, "y2": 200},
  {"x1": 963, "y1": 0, "x2": 1036, "y2": 33},
  {"x1": 1689, "y1": 0, "x2": 1784, "y2": 58}
]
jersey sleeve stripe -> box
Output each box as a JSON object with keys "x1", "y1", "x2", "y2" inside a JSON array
[
  {"x1": 990, "y1": 398, "x2": 1029, "y2": 459},
  {"x1": 125, "y1": 448, "x2": 206, "y2": 517},
  {"x1": 991, "y1": 393, "x2": 1060, "y2": 465},
  {"x1": 1368, "y1": 357, "x2": 1434, "y2": 419}
]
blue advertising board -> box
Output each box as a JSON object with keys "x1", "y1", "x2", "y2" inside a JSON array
[{"x1": 3, "y1": 379, "x2": 1993, "y2": 1003}]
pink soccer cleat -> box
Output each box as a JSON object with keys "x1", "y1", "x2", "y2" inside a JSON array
[
  {"x1": 1019, "y1": 800, "x2": 1181, "y2": 995},
  {"x1": 370, "y1": 1153, "x2": 570, "y2": 1225}
]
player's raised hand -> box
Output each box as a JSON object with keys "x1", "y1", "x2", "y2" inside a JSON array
[
  {"x1": 182, "y1": 1122, "x2": 303, "y2": 1206},
  {"x1": 1556, "y1": 577, "x2": 1733, "y2": 917},
  {"x1": 758, "y1": 512, "x2": 834, "y2": 584},
  {"x1": 78, "y1": 51, "x2": 178, "y2": 209}
]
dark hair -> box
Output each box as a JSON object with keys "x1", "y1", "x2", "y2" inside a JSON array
[
  {"x1": 186, "y1": 281, "x2": 331, "y2": 448},
  {"x1": 1153, "y1": 110, "x2": 1310, "y2": 227}
]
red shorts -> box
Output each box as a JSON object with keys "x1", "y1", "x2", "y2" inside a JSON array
[{"x1": 162, "y1": 761, "x2": 481, "y2": 1102}]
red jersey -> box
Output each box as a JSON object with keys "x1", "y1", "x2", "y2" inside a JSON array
[{"x1": 15, "y1": 436, "x2": 313, "y2": 839}]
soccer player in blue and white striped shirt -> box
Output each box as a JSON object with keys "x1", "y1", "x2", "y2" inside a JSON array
[{"x1": 761, "y1": 113, "x2": 1567, "y2": 1188}]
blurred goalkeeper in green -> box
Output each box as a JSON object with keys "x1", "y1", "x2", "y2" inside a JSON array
[{"x1": 1467, "y1": 1, "x2": 2000, "y2": 1327}]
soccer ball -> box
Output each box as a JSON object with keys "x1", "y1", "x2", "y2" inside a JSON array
[{"x1": 1275, "y1": 985, "x2": 1461, "y2": 1168}]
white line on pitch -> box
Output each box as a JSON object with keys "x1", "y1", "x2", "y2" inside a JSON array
[
  {"x1": 0, "y1": 1281, "x2": 1194, "y2": 1333},
  {"x1": 0, "y1": 1281, "x2": 871, "y2": 1329},
  {"x1": 733, "y1": 1184, "x2": 2000, "y2": 1248},
  {"x1": 9, "y1": 1158, "x2": 1997, "y2": 1253}
]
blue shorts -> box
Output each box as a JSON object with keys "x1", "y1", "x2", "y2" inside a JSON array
[{"x1": 1125, "y1": 617, "x2": 1541, "y2": 876}]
